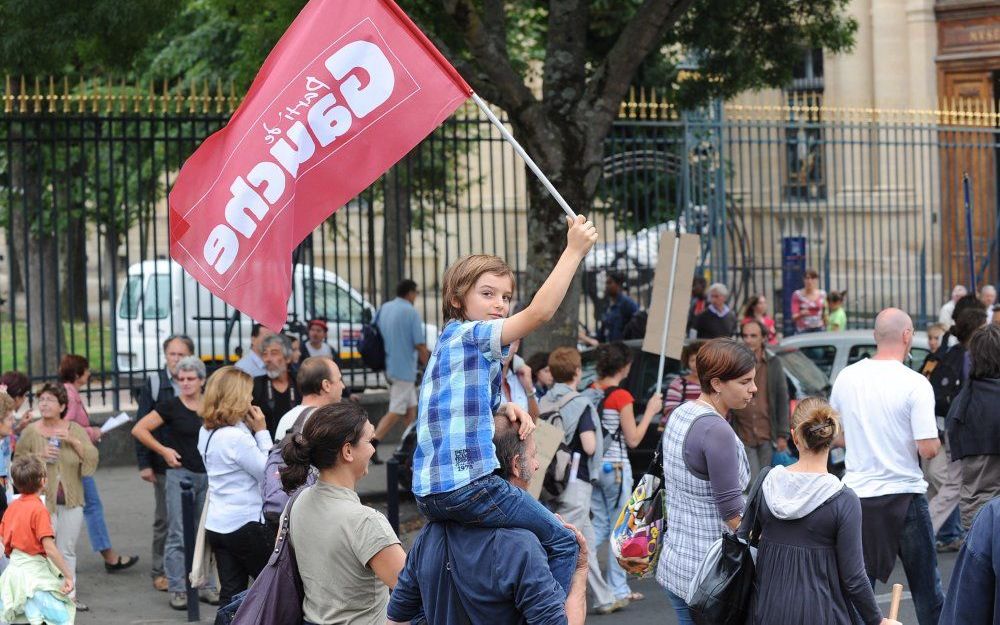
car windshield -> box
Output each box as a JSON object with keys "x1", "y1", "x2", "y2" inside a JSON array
[{"x1": 776, "y1": 350, "x2": 830, "y2": 395}]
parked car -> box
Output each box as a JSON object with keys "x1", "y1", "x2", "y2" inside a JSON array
[
  {"x1": 115, "y1": 260, "x2": 437, "y2": 390},
  {"x1": 780, "y1": 330, "x2": 931, "y2": 383}
]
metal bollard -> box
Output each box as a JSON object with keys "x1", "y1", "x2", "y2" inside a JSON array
[
  {"x1": 386, "y1": 455, "x2": 399, "y2": 534},
  {"x1": 180, "y1": 479, "x2": 200, "y2": 622}
]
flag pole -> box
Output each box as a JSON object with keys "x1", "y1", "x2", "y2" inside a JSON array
[
  {"x1": 963, "y1": 173, "x2": 977, "y2": 294},
  {"x1": 654, "y1": 232, "x2": 681, "y2": 395},
  {"x1": 471, "y1": 93, "x2": 577, "y2": 220}
]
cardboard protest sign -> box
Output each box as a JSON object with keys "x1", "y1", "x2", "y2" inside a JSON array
[{"x1": 642, "y1": 232, "x2": 700, "y2": 361}]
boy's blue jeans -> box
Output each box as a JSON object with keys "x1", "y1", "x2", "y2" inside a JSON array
[{"x1": 416, "y1": 474, "x2": 579, "y2": 595}]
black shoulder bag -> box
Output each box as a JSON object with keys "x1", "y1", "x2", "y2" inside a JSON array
[{"x1": 688, "y1": 466, "x2": 771, "y2": 625}]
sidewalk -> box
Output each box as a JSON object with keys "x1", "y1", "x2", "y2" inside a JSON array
[{"x1": 76, "y1": 464, "x2": 419, "y2": 624}]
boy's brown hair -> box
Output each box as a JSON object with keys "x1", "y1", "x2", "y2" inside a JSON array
[
  {"x1": 10, "y1": 455, "x2": 46, "y2": 494},
  {"x1": 548, "y1": 347, "x2": 582, "y2": 383},
  {"x1": 441, "y1": 255, "x2": 516, "y2": 321}
]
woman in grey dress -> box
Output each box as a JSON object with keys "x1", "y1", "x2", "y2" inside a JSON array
[{"x1": 748, "y1": 398, "x2": 898, "y2": 625}]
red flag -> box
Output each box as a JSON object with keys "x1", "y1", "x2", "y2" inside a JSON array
[{"x1": 168, "y1": 0, "x2": 471, "y2": 330}]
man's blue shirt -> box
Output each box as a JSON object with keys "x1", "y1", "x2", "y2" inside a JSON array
[
  {"x1": 387, "y1": 522, "x2": 568, "y2": 625},
  {"x1": 598, "y1": 294, "x2": 638, "y2": 342},
  {"x1": 377, "y1": 297, "x2": 425, "y2": 382},
  {"x1": 412, "y1": 319, "x2": 507, "y2": 496}
]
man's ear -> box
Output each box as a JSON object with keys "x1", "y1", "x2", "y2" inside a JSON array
[{"x1": 510, "y1": 453, "x2": 522, "y2": 480}]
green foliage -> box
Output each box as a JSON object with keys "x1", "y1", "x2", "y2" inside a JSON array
[
  {"x1": 0, "y1": 0, "x2": 180, "y2": 75},
  {"x1": 136, "y1": 0, "x2": 243, "y2": 87},
  {"x1": 667, "y1": 0, "x2": 857, "y2": 108}
]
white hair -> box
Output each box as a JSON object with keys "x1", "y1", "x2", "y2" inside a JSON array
[
  {"x1": 707, "y1": 283, "x2": 729, "y2": 298},
  {"x1": 981, "y1": 285, "x2": 996, "y2": 296},
  {"x1": 175, "y1": 356, "x2": 207, "y2": 379}
]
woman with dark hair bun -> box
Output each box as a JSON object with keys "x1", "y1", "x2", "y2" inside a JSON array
[
  {"x1": 748, "y1": 398, "x2": 897, "y2": 625},
  {"x1": 281, "y1": 402, "x2": 405, "y2": 625},
  {"x1": 656, "y1": 338, "x2": 757, "y2": 624}
]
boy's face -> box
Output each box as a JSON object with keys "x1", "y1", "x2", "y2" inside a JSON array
[
  {"x1": 459, "y1": 273, "x2": 513, "y2": 322},
  {"x1": 928, "y1": 330, "x2": 943, "y2": 353}
]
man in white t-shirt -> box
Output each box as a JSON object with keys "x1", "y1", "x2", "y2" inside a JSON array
[
  {"x1": 831, "y1": 308, "x2": 943, "y2": 625},
  {"x1": 273, "y1": 357, "x2": 345, "y2": 441}
]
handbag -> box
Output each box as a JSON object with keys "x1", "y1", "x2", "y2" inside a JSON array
[
  {"x1": 611, "y1": 428, "x2": 669, "y2": 577},
  {"x1": 229, "y1": 490, "x2": 305, "y2": 625},
  {"x1": 687, "y1": 466, "x2": 771, "y2": 625},
  {"x1": 188, "y1": 491, "x2": 216, "y2": 589}
]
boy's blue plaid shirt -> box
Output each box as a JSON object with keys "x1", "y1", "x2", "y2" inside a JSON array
[{"x1": 412, "y1": 319, "x2": 509, "y2": 497}]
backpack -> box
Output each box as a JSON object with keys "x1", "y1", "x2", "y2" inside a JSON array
[
  {"x1": 358, "y1": 309, "x2": 386, "y2": 372},
  {"x1": 594, "y1": 385, "x2": 624, "y2": 453},
  {"x1": 536, "y1": 393, "x2": 581, "y2": 503},
  {"x1": 261, "y1": 407, "x2": 316, "y2": 517},
  {"x1": 925, "y1": 342, "x2": 967, "y2": 418}
]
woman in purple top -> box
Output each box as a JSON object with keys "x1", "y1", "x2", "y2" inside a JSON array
[
  {"x1": 748, "y1": 398, "x2": 897, "y2": 625},
  {"x1": 656, "y1": 339, "x2": 756, "y2": 625}
]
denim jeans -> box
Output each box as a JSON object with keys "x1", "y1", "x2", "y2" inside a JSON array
[
  {"x1": 82, "y1": 475, "x2": 112, "y2": 553},
  {"x1": 165, "y1": 469, "x2": 211, "y2": 592},
  {"x1": 416, "y1": 474, "x2": 578, "y2": 595},
  {"x1": 868, "y1": 494, "x2": 944, "y2": 625},
  {"x1": 591, "y1": 461, "x2": 632, "y2": 599},
  {"x1": 665, "y1": 587, "x2": 695, "y2": 625},
  {"x1": 936, "y1": 506, "x2": 964, "y2": 544}
]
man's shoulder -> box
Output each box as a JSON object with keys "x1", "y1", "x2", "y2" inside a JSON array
[{"x1": 442, "y1": 523, "x2": 543, "y2": 558}]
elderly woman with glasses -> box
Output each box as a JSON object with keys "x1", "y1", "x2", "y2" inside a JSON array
[
  {"x1": 132, "y1": 356, "x2": 219, "y2": 609},
  {"x1": 14, "y1": 382, "x2": 98, "y2": 611}
]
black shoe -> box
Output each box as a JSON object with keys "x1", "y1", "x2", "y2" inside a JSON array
[
  {"x1": 370, "y1": 438, "x2": 384, "y2": 464},
  {"x1": 104, "y1": 554, "x2": 139, "y2": 572}
]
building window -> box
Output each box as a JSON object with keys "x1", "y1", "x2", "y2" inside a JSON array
[{"x1": 785, "y1": 49, "x2": 826, "y2": 201}]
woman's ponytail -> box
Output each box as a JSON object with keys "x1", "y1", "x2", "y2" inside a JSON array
[{"x1": 280, "y1": 432, "x2": 312, "y2": 492}]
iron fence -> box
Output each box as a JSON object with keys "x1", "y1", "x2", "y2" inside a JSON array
[{"x1": 1, "y1": 81, "x2": 999, "y2": 409}]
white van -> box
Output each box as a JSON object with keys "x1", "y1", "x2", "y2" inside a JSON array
[{"x1": 115, "y1": 260, "x2": 436, "y2": 387}]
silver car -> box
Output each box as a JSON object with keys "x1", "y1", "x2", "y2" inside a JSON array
[{"x1": 780, "y1": 330, "x2": 932, "y2": 383}]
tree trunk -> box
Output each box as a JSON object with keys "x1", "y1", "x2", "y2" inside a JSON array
[
  {"x1": 8, "y1": 133, "x2": 66, "y2": 378},
  {"x1": 520, "y1": 167, "x2": 598, "y2": 356},
  {"x1": 382, "y1": 163, "x2": 412, "y2": 303},
  {"x1": 62, "y1": 212, "x2": 88, "y2": 321},
  {"x1": 101, "y1": 226, "x2": 120, "y2": 302},
  {"x1": 7, "y1": 212, "x2": 23, "y2": 298}
]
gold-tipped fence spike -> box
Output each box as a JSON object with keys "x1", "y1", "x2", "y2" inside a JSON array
[
  {"x1": 32, "y1": 77, "x2": 41, "y2": 114},
  {"x1": 47, "y1": 76, "x2": 56, "y2": 113}
]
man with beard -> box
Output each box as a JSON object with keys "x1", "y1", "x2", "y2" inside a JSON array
[{"x1": 251, "y1": 334, "x2": 300, "y2": 437}]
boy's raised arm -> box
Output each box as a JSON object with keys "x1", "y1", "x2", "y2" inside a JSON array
[{"x1": 501, "y1": 215, "x2": 598, "y2": 345}]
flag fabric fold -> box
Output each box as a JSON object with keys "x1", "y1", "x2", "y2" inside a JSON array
[{"x1": 168, "y1": 0, "x2": 471, "y2": 329}]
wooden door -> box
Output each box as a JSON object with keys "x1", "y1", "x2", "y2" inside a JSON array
[{"x1": 939, "y1": 71, "x2": 998, "y2": 293}]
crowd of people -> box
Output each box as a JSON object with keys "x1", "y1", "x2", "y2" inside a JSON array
[{"x1": 4, "y1": 220, "x2": 1000, "y2": 624}]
